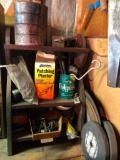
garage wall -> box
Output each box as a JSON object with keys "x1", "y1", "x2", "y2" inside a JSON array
[
  {"x1": 75, "y1": 0, "x2": 120, "y2": 155},
  {"x1": 75, "y1": 0, "x2": 120, "y2": 133}
]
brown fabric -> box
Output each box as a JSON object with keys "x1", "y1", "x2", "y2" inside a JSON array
[{"x1": 43, "y1": 0, "x2": 76, "y2": 45}]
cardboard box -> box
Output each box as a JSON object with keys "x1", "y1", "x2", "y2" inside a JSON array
[
  {"x1": 35, "y1": 51, "x2": 55, "y2": 99},
  {"x1": 29, "y1": 116, "x2": 62, "y2": 141}
]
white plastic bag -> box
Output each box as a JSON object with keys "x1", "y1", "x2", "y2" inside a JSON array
[{"x1": 0, "y1": 56, "x2": 38, "y2": 104}]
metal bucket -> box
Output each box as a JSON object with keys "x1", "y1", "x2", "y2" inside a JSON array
[
  {"x1": 15, "y1": 24, "x2": 40, "y2": 35},
  {"x1": 14, "y1": 13, "x2": 40, "y2": 25},
  {"x1": 14, "y1": 2, "x2": 41, "y2": 14},
  {"x1": 58, "y1": 74, "x2": 75, "y2": 99},
  {"x1": 15, "y1": 34, "x2": 41, "y2": 45},
  {"x1": 14, "y1": 2, "x2": 47, "y2": 45}
]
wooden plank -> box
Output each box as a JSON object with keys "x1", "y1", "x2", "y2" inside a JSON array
[
  {"x1": 74, "y1": 0, "x2": 108, "y2": 37},
  {"x1": 0, "y1": 4, "x2": 4, "y2": 103},
  {"x1": 4, "y1": 44, "x2": 90, "y2": 53},
  {"x1": 86, "y1": 37, "x2": 108, "y2": 55},
  {"x1": 12, "y1": 98, "x2": 75, "y2": 109},
  {"x1": 0, "y1": 3, "x2": 6, "y2": 139}
]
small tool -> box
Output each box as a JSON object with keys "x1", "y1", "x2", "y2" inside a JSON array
[
  {"x1": 68, "y1": 65, "x2": 78, "y2": 75},
  {"x1": 59, "y1": 60, "x2": 67, "y2": 74},
  {"x1": 74, "y1": 93, "x2": 81, "y2": 104},
  {"x1": 81, "y1": 0, "x2": 100, "y2": 30}
]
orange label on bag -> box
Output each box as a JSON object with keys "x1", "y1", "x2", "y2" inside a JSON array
[{"x1": 35, "y1": 62, "x2": 55, "y2": 99}]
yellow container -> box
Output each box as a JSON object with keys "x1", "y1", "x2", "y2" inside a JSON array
[{"x1": 35, "y1": 51, "x2": 55, "y2": 99}]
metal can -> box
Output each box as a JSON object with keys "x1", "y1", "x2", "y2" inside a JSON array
[
  {"x1": 15, "y1": 34, "x2": 41, "y2": 45},
  {"x1": 14, "y1": 13, "x2": 40, "y2": 25},
  {"x1": 15, "y1": 24, "x2": 40, "y2": 35},
  {"x1": 14, "y1": 1, "x2": 41, "y2": 14},
  {"x1": 58, "y1": 74, "x2": 75, "y2": 99},
  {"x1": 14, "y1": 2, "x2": 47, "y2": 45}
]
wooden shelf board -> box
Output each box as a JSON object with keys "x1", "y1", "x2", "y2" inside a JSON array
[
  {"x1": 4, "y1": 44, "x2": 90, "y2": 53},
  {"x1": 13, "y1": 125, "x2": 67, "y2": 142},
  {"x1": 12, "y1": 98, "x2": 75, "y2": 109},
  {"x1": 13, "y1": 129, "x2": 32, "y2": 142}
]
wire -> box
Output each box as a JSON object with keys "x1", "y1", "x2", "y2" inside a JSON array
[{"x1": 70, "y1": 60, "x2": 101, "y2": 80}]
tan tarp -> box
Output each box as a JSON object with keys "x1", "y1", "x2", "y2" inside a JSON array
[{"x1": 44, "y1": 0, "x2": 76, "y2": 45}]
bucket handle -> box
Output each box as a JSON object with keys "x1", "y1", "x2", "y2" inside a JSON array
[{"x1": 70, "y1": 59, "x2": 101, "y2": 81}]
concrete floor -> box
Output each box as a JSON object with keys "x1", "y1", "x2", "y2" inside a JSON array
[{"x1": 0, "y1": 138, "x2": 86, "y2": 160}]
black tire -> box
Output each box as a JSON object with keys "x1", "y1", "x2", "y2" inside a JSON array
[
  {"x1": 85, "y1": 90, "x2": 101, "y2": 125},
  {"x1": 103, "y1": 121, "x2": 118, "y2": 160},
  {"x1": 81, "y1": 121, "x2": 110, "y2": 160}
]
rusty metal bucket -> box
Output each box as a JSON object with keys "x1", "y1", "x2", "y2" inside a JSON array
[
  {"x1": 15, "y1": 34, "x2": 41, "y2": 45},
  {"x1": 14, "y1": 2, "x2": 47, "y2": 45},
  {"x1": 14, "y1": 13, "x2": 40, "y2": 25},
  {"x1": 15, "y1": 24, "x2": 40, "y2": 35},
  {"x1": 14, "y1": 1, "x2": 41, "y2": 14}
]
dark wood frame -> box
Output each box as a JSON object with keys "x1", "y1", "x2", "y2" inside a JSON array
[
  {"x1": 4, "y1": 43, "x2": 90, "y2": 155},
  {"x1": 0, "y1": 4, "x2": 6, "y2": 139}
]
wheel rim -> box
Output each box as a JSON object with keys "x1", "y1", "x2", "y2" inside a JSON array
[
  {"x1": 85, "y1": 131, "x2": 98, "y2": 159},
  {"x1": 81, "y1": 121, "x2": 110, "y2": 160}
]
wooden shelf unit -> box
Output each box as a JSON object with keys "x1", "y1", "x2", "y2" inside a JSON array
[{"x1": 4, "y1": 44, "x2": 89, "y2": 155}]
